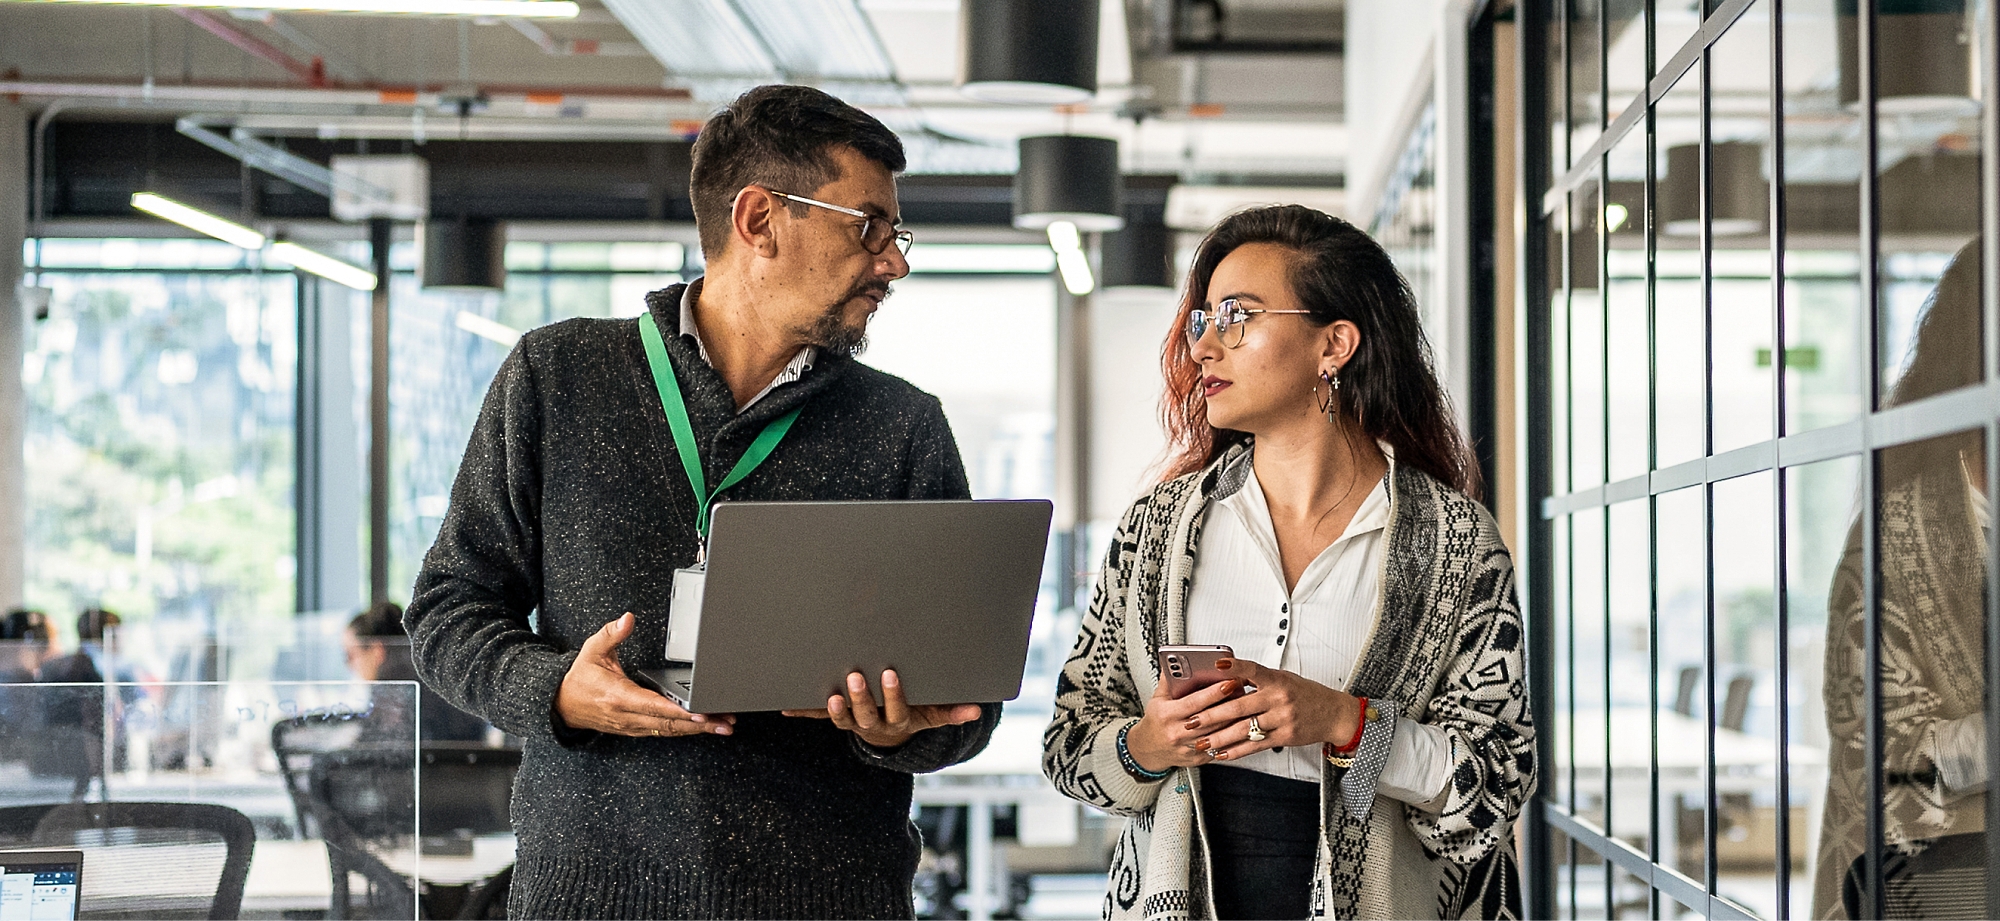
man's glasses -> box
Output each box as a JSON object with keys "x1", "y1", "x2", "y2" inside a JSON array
[
  {"x1": 767, "y1": 189, "x2": 915, "y2": 256},
  {"x1": 1186, "y1": 298, "x2": 1313, "y2": 348}
]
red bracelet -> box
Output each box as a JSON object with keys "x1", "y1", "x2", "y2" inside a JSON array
[{"x1": 1333, "y1": 696, "x2": 1369, "y2": 754}]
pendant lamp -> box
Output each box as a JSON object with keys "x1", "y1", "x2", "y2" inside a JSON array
[
  {"x1": 959, "y1": 0, "x2": 1100, "y2": 105},
  {"x1": 1661, "y1": 141, "x2": 1768, "y2": 238},
  {"x1": 422, "y1": 215, "x2": 507, "y2": 291},
  {"x1": 1014, "y1": 135, "x2": 1125, "y2": 232},
  {"x1": 1838, "y1": 0, "x2": 1977, "y2": 115},
  {"x1": 1101, "y1": 218, "x2": 1173, "y2": 289}
]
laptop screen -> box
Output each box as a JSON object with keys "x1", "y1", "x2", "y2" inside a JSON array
[{"x1": 0, "y1": 852, "x2": 82, "y2": 921}]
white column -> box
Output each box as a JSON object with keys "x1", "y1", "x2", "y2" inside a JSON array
[{"x1": 0, "y1": 101, "x2": 27, "y2": 608}]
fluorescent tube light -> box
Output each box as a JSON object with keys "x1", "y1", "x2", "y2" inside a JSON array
[
  {"x1": 271, "y1": 242, "x2": 378, "y2": 290},
  {"x1": 455, "y1": 311, "x2": 523, "y2": 348},
  {"x1": 1046, "y1": 220, "x2": 1083, "y2": 254},
  {"x1": 131, "y1": 192, "x2": 266, "y2": 250},
  {"x1": 25, "y1": 0, "x2": 578, "y2": 16},
  {"x1": 1055, "y1": 248, "x2": 1094, "y2": 296}
]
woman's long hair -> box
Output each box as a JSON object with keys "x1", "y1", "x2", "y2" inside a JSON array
[{"x1": 1159, "y1": 205, "x2": 1482, "y2": 500}]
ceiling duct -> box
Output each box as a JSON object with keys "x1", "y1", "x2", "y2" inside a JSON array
[{"x1": 959, "y1": 0, "x2": 1101, "y2": 104}]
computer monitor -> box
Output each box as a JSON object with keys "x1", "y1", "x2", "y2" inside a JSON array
[{"x1": 0, "y1": 851, "x2": 82, "y2": 921}]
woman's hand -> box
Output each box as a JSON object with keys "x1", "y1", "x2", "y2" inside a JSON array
[
  {"x1": 1186, "y1": 657, "x2": 1362, "y2": 761},
  {"x1": 1123, "y1": 674, "x2": 1250, "y2": 773}
]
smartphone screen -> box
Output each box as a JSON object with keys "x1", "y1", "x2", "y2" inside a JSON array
[{"x1": 1158, "y1": 644, "x2": 1235, "y2": 699}]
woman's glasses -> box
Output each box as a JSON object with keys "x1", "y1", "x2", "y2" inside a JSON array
[
  {"x1": 1185, "y1": 298, "x2": 1313, "y2": 348},
  {"x1": 766, "y1": 189, "x2": 915, "y2": 256}
]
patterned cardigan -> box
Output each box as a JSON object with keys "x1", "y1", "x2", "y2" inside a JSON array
[{"x1": 1042, "y1": 444, "x2": 1536, "y2": 920}]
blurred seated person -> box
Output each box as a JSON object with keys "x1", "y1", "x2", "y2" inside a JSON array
[
  {"x1": 0, "y1": 610, "x2": 53, "y2": 762},
  {"x1": 347, "y1": 602, "x2": 493, "y2": 744},
  {"x1": 35, "y1": 607, "x2": 138, "y2": 800}
]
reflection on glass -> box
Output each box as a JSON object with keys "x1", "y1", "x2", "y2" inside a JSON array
[
  {"x1": 1815, "y1": 239, "x2": 1990, "y2": 917},
  {"x1": 1787, "y1": 454, "x2": 1861, "y2": 919},
  {"x1": 1711, "y1": 472, "x2": 1788, "y2": 917},
  {"x1": 1556, "y1": 514, "x2": 1577, "y2": 813},
  {"x1": 1612, "y1": 866, "x2": 1653, "y2": 918},
  {"x1": 1656, "y1": 72, "x2": 1707, "y2": 468},
  {"x1": 1656, "y1": 485, "x2": 1707, "y2": 884},
  {"x1": 1655, "y1": 0, "x2": 1703, "y2": 73},
  {"x1": 1710, "y1": 15, "x2": 1776, "y2": 455},
  {"x1": 1608, "y1": 500, "x2": 1653, "y2": 851},
  {"x1": 1555, "y1": 221, "x2": 1576, "y2": 492},
  {"x1": 1870, "y1": 0, "x2": 1984, "y2": 409},
  {"x1": 1550, "y1": 0, "x2": 1571, "y2": 184}
]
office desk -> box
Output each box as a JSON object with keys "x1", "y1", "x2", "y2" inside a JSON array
[
  {"x1": 240, "y1": 835, "x2": 517, "y2": 915},
  {"x1": 915, "y1": 711, "x2": 1075, "y2": 921}
]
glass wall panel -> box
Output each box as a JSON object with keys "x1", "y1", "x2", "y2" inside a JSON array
[
  {"x1": 1573, "y1": 0, "x2": 1607, "y2": 161},
  {"x1": 1656, "y1": 485, "x2": 1708, "y2": 884},
  {"x1": 1574, "y1": 508, "x2": 1611, "y2": 830},
  {"x1": 1573, "y1": 190, "x2": 1610, "y2": 488},
  {"x1": 1609, "y1": 498, "x2": 1654, "y2": 853},
  {"x1": 1710, "y1": 471, "x2": 1781, "y2": 917},
  {"x1": 1657, "y1": 0, "x2": 1705, "y2": 75},
  {"x1": 1657, "y1": 72, "x2": 1709, "y2": 468},
  {"x1": 1781, "y1": 0, "x2": 1867, "y2": 434},
  {"x1": 1709, "y1": 12, "x2": 1777, "y2": 455},
  {"x1": 1606, "y1": 0, "x2": 1650, "y2": 121},
  {"x1": 1556, "y1": 513, "x2": 1577, "y2": 814},
  {"x1": 1607, "y1": 129, "x2": 1651, "y2": 481},
  {"x1": 1555, "y1": 221, "x2": 1576, "y2": 493}
]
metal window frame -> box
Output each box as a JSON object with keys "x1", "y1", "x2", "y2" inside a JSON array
[{"x1": 1515, "y1": 0, "x2": 2000, "y2": 915}]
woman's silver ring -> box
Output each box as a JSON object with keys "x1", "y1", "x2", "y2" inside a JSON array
[{"x1": 1246, "y1": 717, "x2": 1267, "y2": 743}]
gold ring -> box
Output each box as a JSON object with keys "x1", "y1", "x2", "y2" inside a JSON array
[{"x1": 1246, "y1": 717, "x2": 1267, "y2": 743}]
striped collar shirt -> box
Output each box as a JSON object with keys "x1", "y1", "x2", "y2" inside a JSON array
[
  {"x1": 679, "y1": 277, "x2": 816, "y2": 413},
  {"x1": 1183, "y1": 450, "x2": 1452, "y2": 805}
]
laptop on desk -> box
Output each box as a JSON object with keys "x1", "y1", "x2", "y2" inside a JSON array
[
  {"x1": 638, "y1": 499, "x2": 1052, "y2": 714},
  {"x1": 0, "y1": 851, "x2": 83, "y2": 921}
]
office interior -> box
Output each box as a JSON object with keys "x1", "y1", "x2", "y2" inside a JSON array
[{"x1": 0, "y1": 0, "x2": 1990, "y2": 918}]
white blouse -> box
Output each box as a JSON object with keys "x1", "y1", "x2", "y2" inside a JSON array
[{"x1": 1183, "y1": 461, "x2": 1453, "y2": 805}]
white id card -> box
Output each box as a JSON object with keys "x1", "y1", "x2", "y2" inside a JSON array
[{"x1": 665, "y1": 563, "x2": 706, "y2": 662}]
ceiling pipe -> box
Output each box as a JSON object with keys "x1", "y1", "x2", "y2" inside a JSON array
[{"x1": 173, "y1": 7, "x2": 328, "y2": 87}]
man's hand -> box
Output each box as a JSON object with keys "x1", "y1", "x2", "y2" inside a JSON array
[
  {"x1": 555, "y1": 613, "x2": 736, "y2": 738},
  {"x1": 781, "y1": 669, "x2": 981, "y2": 749}
]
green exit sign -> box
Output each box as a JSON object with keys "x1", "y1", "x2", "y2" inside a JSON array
[{"x1": 1755, "y1": 346, "x2": 1820, "y2": 370}]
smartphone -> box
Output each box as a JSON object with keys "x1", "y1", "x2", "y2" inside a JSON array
[{"x1": 1158, "y1": 644, "x2": 1235, "y2": 699}]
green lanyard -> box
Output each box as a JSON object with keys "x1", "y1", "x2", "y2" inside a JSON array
[{"x1": 638, "y1": 310, "x2": 802, "y2": 542}]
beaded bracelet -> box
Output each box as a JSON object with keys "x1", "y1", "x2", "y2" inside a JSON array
[{"x1": 1117, "y1": 722, "x2": 1172, "y2": 782}]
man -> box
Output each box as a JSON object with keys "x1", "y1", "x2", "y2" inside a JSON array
[
  {"x1": 345, "y1": 601, "x2": 490, "y2": 743},
  {"x1": 406, "y1": 84, "x2": 998, "y2": 919}
]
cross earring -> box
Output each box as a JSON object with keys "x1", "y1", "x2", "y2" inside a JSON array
[{"x1": 1318, "y1": 368, "x2": 1340, "y2": 420}]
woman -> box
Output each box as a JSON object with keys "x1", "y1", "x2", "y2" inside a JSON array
[{"x1": 1042, "y1": 205, "x2": 1534, "y2": 921}]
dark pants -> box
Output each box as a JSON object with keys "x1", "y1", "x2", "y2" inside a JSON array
[{"x1": 1200, "y1": 764, "x2": 1321, "y2": 921}]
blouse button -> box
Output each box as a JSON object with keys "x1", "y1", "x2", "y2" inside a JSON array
[
  {"x1": 1281, "y1": 603, "x2": 1289, "y2": 613},
  {"x1": 1276, "y1": 636, "x2": 1285, "y2": 645},
  {"x1": 1279, "y1": 619, "x2": 1288, "y2": 629}
]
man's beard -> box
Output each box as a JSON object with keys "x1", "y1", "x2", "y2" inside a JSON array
[{"x1": 798, "y1": 281, "x2": 890, "y2": 356}]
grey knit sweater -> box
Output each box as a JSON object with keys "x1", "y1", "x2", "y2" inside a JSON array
[{"x1": 406, "y1": 284, "x2": 1001, "y2": 920}]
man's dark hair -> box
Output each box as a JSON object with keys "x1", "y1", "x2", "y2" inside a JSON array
[
  {"x1": 77, "y1": 607, "x2": 119, "y2": 642},
  {"x1": 2, "y1": 608, "x2": 49, "y2": 643},
  {"x1": 689, "y1": 84, "x2": 906, "y2": 259},
  {"x1": 349, "y1": 601, "x2": 407, "y2": 639}
]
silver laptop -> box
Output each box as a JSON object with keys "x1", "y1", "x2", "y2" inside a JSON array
[{"x1": 638, "y1": 499, "x2": 1052, "y2": 713}]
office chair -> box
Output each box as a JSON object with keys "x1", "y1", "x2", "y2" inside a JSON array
[{"x1": 0, "y1": 801, "x2": 255, "y2": 920}]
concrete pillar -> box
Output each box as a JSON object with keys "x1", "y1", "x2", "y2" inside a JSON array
[{"x1": 0, "y1": 101, "x2": 27, "y2": 609}]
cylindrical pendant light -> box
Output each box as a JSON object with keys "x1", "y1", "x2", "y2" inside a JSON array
[
  {"x1": 1661, "y1": 141, "x2": 1768, "y2": 237},
  {"x1": 1014, "y1": 136, "x2": 1125, "y2": 232},
  {"x1": 1101, "y1": 218, "x2": 1173, "y2": 289},
  {"x1": 422, "y1": 216, "x2": 507, "y2": 291},
  {"x1": 959, "y1": 0, "x2": 1100, "y2": 105},
  {"x1": 1838, "y1": 0, "x2": 1977, "y2": 114}
]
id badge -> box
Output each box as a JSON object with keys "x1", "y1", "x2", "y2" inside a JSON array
[{"x1": 665, "y1": 563, "x2": 706, "y2": 663}]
